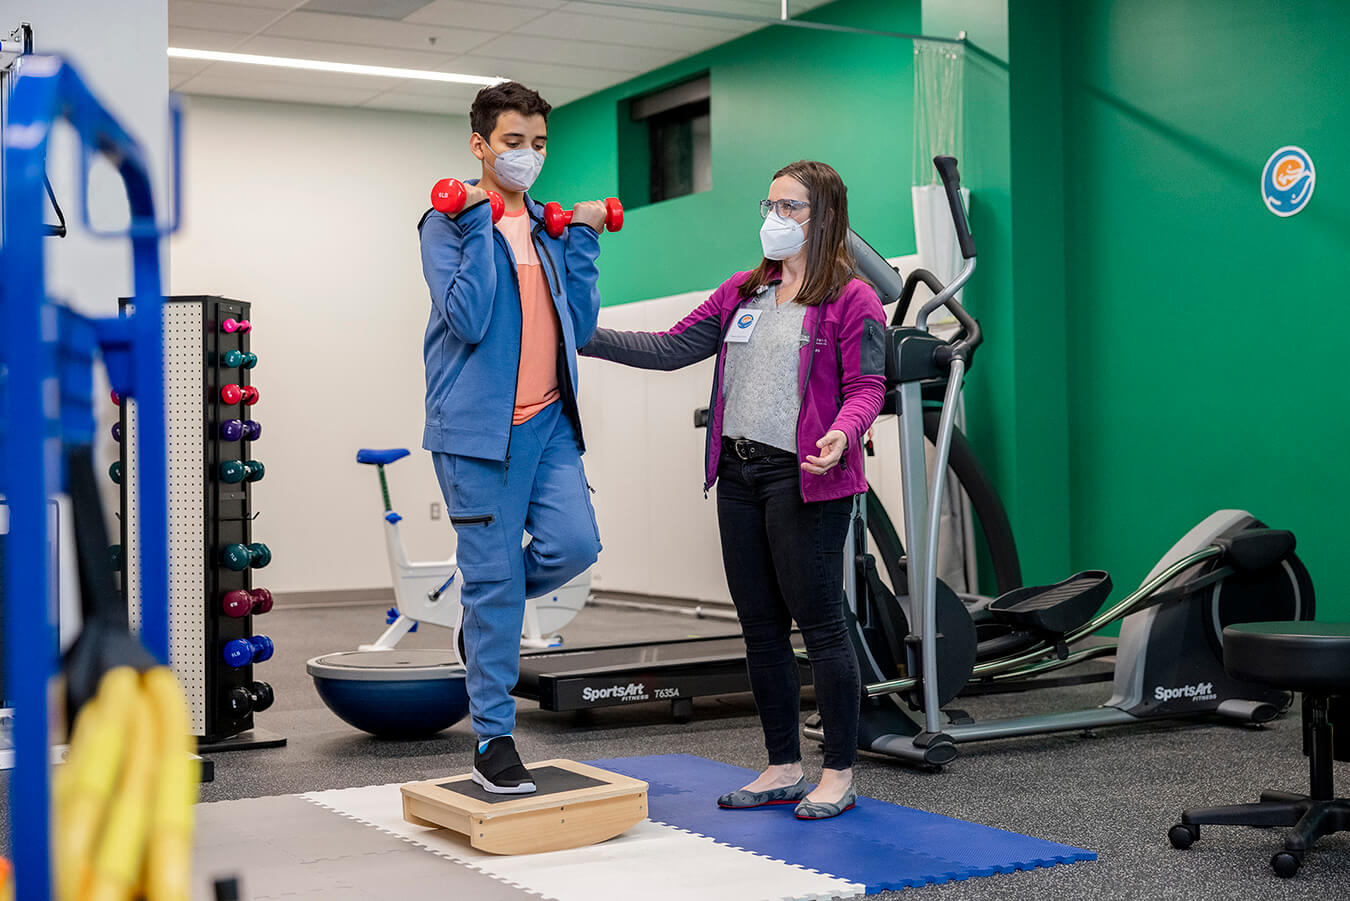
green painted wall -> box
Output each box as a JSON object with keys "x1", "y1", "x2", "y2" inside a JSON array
[
  {"x1": 1060, "y1": 0, "x2": 1350, "y2": 617},
  {"x1": 922, "y1": 0, "x2": 1073, "y2": 586},
  {"x1": 533, "y1": 0, "x2": 922, "y2": 305}
]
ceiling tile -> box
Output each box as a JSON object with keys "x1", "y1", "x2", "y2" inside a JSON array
[
  {"x1": 170, "y1": 57, "x2": 213, "y2": 89},
  {"x1": 403, "y1": 0, "x2": 548, "y2": 31},
  {"x1": 366, "y1": 77, "x2": 483, "y2": 103},
  {"x1": 170, "y1": 1, "x2": 288, "y2": 32},
  {"x1": 444, "y1": 54, "x2": 636, "y2": 90},
  {"x1": 176, "y1": 0, "x2": 300, "y2": 8},
  {"x1": 301, "y1": 0, "x2": 436, "y2": 19},
  {"x1": 358, "y1": 91, "x2": 465, "y2": 114},
  {"x1": 263, "y1": 10, "x2": 500, "y2": 54},
  {"x1": 560, "y1": 2, "x2": 758, "y2": 33},
  {"x1": 169, "y1": 26, "x2": 256, "y2": 51},
  {"x1": 179, "y1": 75, "x2": 385, "y2": 107},
  {"x1": 519, "y1": 10, "x2": 745, "y2": 52},
  {"x1": 467, "y1": 33, "x2": 681, "y2": 71},
  {"x1": 181, "y1": 60, "x2": 409, "y2": 92},
  {"x1": 239, "y1": 33, "x2": 455, "y2": 69}
]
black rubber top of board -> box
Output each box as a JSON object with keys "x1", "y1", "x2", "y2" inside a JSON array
[{"x1": 438, "y1": 766, "x2": 610, "y2": 804}]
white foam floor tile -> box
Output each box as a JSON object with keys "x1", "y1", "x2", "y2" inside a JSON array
[{"x1": 303, "y1": 783, "x2": 865, "y2": 901}]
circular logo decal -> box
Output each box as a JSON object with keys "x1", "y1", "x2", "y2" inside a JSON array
[
  {"x1": 737, "y1": 313, "x2": 755, "y2": 327},
  {"x1": 1261, "y1": 146, "x2": 1315, "y2": 217}
]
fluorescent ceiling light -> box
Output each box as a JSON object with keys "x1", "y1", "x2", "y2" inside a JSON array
[{"x1": 168, "y1": 47, "x2": 505, "y2": 86}]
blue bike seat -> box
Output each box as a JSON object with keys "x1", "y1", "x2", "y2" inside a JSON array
[{"x1": 356, "y1": 448, "x2": 410, "y2": 465}]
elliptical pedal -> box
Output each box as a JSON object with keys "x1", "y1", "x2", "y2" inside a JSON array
[{"x1": 988, "y1": 571, "x2": 1112, "y2": 637}]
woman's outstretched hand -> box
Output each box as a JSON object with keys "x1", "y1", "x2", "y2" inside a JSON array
[{"x1": 803, "y1": 430, "x2": 847, "y2": 474}]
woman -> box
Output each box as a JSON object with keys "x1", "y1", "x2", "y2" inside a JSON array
[{"x1": 581, "y1": 160, "x2": 886, "y2": 819}]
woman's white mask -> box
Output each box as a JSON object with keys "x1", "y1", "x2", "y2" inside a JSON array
[{"x1": 760, "y1": 211, "x2": 809, "y2": 260}]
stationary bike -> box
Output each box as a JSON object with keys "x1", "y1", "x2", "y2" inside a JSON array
[
  {"x1": 804, "y1": 157, "x2": 1315, "y2": 766},
  {"x1": 353, "y1": 448, "x2": 590, "y2": 659}
]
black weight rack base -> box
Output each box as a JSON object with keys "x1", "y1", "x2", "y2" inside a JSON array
[{"x1": 199, "y1": 726, "x2": 288, "y2": 754}]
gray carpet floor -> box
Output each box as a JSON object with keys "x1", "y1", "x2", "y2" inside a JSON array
[{"x1": 6, "y1": 600, "x2": 1348, "y2": 899}]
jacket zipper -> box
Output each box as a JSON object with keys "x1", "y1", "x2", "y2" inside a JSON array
[
  {"x1": 795, "y1": 301, "x2": 826, "y2": 501},
  {"x1": 498, "y1": 227, "x2": 523, "y2": 484},
  {"x1": 529, "y1": 219, "x2": 586, "y2": 452}
]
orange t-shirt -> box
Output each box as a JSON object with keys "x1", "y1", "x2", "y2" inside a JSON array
[{"x1": 496, "y1": 207, "x2": 561, "y2": 424}]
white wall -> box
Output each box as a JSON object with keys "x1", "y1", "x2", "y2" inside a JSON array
[
  {"x1": 3, "y1": 0, "x2": 170, "y2": 637},
  {"x1": 169, "y1": 96, "x2": 477, "y2": 595},
  {"x1": 8, "y1": 0, "x2": 171, "y2": 315}
]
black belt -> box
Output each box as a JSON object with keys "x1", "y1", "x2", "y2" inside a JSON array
[{"x1": 723, "y1": 436, "x2": 795, "y2": 462}]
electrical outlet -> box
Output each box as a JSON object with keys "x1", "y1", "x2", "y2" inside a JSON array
[{"x1": 430, "y1": 502, "x2": 442, "y2": 520}]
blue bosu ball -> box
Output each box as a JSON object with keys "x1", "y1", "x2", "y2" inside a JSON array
[{"x1": 307, "y1": 649, "x2": 469, "y2": 739}]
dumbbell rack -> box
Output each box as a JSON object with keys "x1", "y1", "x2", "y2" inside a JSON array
[{"x1": 119, "y1": 296, "x2": 285, "y2": 750}]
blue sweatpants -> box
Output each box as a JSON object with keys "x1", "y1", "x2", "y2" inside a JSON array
[{"x1": 433, "y1": 401, "x2": 601, "y2": 739}]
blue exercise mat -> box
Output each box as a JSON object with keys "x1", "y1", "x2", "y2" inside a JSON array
[{"x1": 588, "y1": 754, "x2": 1094, "y2": 892}]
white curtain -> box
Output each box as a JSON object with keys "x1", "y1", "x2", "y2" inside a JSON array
[{"x1": 910, "y1": 40, "x2": 981, "y2": 598}]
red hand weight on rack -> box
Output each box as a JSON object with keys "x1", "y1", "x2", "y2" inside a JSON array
[
  {"x1": 241, "y1": 385, "x2": 260, "y2": 405},
  {"x1": 222, "y1": 589, "x2": 252, "y2": 618},
  {"x1": 221, "y1": 383, "x2": 243, "y2": 405},
  {"x1": 543, "y1": 197, "x2": 624, "y2": 239}
]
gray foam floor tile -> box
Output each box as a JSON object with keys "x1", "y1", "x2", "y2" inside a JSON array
[{"x1": 193, "y1": 793, "x2": 543, "y2": 901}]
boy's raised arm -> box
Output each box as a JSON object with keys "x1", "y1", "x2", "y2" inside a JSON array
[
  {"x1": 419, "y1": 204, "x2": 499, "y2": 344},
  {"x1": 561, "y1": 223, "x2": 602, "y2": 346}
]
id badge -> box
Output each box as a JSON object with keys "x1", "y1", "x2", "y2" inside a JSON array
[{"x1": 724, "y1": 309, "x2": 763, "y2": 343}]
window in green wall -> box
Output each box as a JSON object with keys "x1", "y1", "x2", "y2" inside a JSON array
[{"x1": 620, "y1": 74, "x2": 711, "y2": 208}]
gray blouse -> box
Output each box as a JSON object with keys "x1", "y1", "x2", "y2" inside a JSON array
[{"x1": 722, "y1": 285, "x2": 808, "y2": 454}]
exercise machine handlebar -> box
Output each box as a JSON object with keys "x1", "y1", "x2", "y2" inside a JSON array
[{"x1": 934, "y1": 155, "x2": 976, "y2": 259}]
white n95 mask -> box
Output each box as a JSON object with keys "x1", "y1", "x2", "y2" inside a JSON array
[
  {"x1": 760, "y1": 212, "x2": 809, "y2": 260},
  {"x1": 486, "y1": 144, "x2": 545, "y2": 192}
]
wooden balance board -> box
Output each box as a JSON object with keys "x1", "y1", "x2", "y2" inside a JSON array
[{"x1": 401, "y1": 759, "x2": 649, "y2": 854}]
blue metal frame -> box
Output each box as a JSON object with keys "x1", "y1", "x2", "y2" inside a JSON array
[{"x1": 1, "y1": 56, "x2": 174, "y2": 899}]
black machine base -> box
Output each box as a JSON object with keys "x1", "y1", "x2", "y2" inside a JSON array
[
  {"x1": 199, "y1": 726, "x2": 288, "y2": 754},
  {"x1": 513, "y1": 634, "x2": 797, "y2": 720}
]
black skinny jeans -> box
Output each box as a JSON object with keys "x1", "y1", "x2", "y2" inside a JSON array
[{"x1": 716, "y1": 446, "x2": 860, "y2": 771}]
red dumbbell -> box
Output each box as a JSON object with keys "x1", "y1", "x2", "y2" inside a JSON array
[
  {"x1": 222, "y1": 589, "x2": 252, "y2": 618},
  {"x1": 110, "y1": 388, "x2": 122, "y2": 406},
  {"x1": 241, "y1": 385, "x2": 260, "y2": 406},
  {"x1": 222, "y1": 318, "x2": 252, "y2": 334},
  {"x1": 543, "y1": 198, "x2": 623, "y2": 239},
  {"x1": 221, "y1": 383, "x2": 244, "y2": 405},
  {"x1": 431, "y1": 179, "x2": 504, "y2": 222},
  {"x1": 251, "y1": 587, "x2": 274, "y2": 615}
]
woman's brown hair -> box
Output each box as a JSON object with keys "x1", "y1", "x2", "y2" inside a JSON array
[{"x1": 739, "y1": 160, "x2": 855, "y2": 306}]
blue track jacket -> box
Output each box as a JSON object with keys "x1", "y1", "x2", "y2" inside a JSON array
[{"x1": 418, "y1": 187, "x2": 602, "y2": 462}]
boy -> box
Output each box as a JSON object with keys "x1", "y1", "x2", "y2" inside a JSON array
[{"x1": 418, "y1": 82, "x2": 606, "y2": 793}]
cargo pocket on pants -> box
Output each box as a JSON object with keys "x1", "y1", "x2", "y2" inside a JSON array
[{"x1": 450, "y1": 508, "x2": 512, "y2": 582}]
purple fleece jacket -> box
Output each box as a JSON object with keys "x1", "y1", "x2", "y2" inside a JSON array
[{"x1": 580, "y1": 269, "x2": 887, "y2": 502}]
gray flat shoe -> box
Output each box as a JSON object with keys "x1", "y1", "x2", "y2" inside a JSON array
[
  {"x1": 794, "y1": 786, "x2": 857, "y2": 819},
  {"x1": 717, "y1": 776, "x2": 809, "y2": 809}
]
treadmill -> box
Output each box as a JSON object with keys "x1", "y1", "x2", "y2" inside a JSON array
[
  {"x1": 515, "y1": 232, "x2": 900, "y2": 722},
  {"x1": 513, "y1": 634, "x2": 788, "y2": 722}
]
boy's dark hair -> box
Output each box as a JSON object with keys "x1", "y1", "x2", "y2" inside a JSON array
[{"x1": 470, "y1": 81, "x2": 552, "y2": 139}]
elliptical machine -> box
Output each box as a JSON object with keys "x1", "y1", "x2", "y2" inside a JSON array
[{"x1": 806, "y1": 157, "x2": 1315, "y2": 767}]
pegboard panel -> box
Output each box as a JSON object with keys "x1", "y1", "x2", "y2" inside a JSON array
[{"x1": 124, "y1": 301, "x2": 208, "y2": 732}]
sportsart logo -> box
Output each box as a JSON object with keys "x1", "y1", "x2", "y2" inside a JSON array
[
  {"x1": 1261, "y1": 146, "x2": 1315, "y2": 217},
  {"x1": 582, "y1": 682, "x2": 649, "y2": 703},
  {"x1": 1154, "y1": 681, "x2": 1216, "y2": 703},
  {"x1": 737, "y1": 313, "x2": 755, "y2": 328}
]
